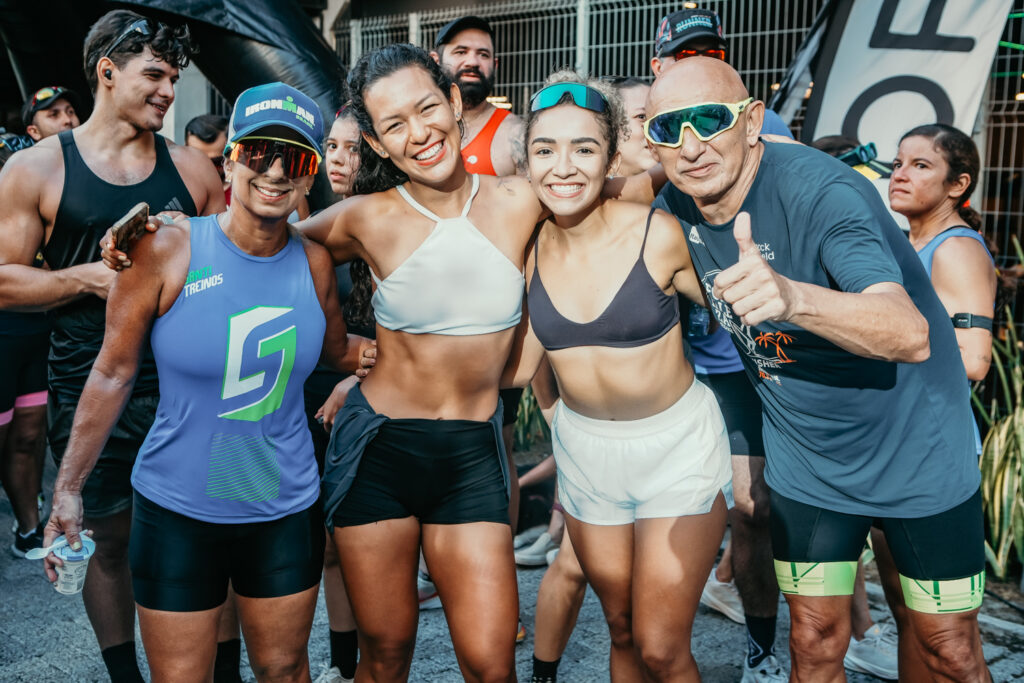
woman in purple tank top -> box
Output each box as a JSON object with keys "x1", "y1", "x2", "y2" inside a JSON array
[
  {"x1": 507, "y1": 72, "x2": 733, "y2": 681},
  {"x1": 44, "y1": 83, "x2": 367, "y2": 682},
  {"x1": 889, "y1": 124, "x2": 996, "y2": 381}
]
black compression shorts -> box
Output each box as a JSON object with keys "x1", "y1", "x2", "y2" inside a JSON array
[
  {"x1": 500, "y1": 388, "x2": 523, "y2": 427},
  {"x1": 331, "y1": 416, "x2": 510, "y2": 528},
  {"x1": 130, "y1": 492, "x2": 325, "y2": 612},
  {"x1": 769, "y1": 487, "x2": 985, "y2": 581},
  {"x1": 0, "y1": 331, "x2": 49, "y2": 415},
  {"x1": 49, "y1": 394, "x2": 158, "y2": 517},
  {"x1": 697, "y1": 371, "x2": 764, "y2": 457}
]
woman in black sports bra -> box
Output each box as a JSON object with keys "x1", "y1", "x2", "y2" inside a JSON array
[{"x1": 509, "y1": 72, "x2": 732, "y2": 681}]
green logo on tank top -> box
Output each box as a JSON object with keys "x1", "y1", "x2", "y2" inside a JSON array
[{"x1": 218, "y1": 306, "x2": 297, "y2": 422}]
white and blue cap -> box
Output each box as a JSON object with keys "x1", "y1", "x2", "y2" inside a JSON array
[{"x1": 227, "y1": 82, "x2": 324, "y2": 157}]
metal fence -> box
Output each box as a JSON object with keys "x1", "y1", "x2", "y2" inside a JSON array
[{"x1": 334, "y1": 0, "x2": 1024, "y2": 285}]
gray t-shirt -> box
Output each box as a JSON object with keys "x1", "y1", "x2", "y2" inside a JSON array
[{"x1": 654, "y1": 142, "x2": 978, "y2": 517}]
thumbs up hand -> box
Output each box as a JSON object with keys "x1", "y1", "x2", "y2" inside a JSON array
[{"x1": 711, "y1": 212, "x2": 796, "y2": 326}]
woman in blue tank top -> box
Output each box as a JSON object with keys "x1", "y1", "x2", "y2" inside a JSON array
[
  {"x1": 890, "y1": 124, "x2": 996, "y2": 384},
  {"x1": 44, "y1": 83, "x2": 366, "y2": 682},
  {"x1": 506, "y1": 73, "x2": 732, "y2": 680}
]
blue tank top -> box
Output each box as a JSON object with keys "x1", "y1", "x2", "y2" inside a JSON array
[
  {"x1": 915, "y1": 226, "x2": 993, "y2": 456},
  {"x1": 132, "y1": 215, "x2": 326, "y2": 523},
  {"x1": 916, "y1": 226, "x2": 992, "y2": 276}
]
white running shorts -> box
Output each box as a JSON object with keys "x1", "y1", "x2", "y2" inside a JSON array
[{"x1": 551, "y1": 379, "x2": 732, "y2": 526}]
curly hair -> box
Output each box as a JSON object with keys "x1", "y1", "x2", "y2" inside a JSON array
[
  {"x1": 899, "y1": 123, "x2": 982, "y2": 231},
  {"x1": 83, "y1": 10, "x2": 194, "y2": 93},
  {"x1": 344, "y1": 44, "x2": 461, "y2": 327},
  {"x1": 525, "y1": 70, "x2": 629, "y2": 171}
]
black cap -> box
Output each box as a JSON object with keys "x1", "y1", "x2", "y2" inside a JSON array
[
  {"x1": 654, "y1": 9, "x2": 726, "y2": 58},
  {"x1": 21, "y1": 86, "x2": 81, "y2": 127},
  {"x1": 434, "y1": 16, "x2": 495, "y2": 49}
]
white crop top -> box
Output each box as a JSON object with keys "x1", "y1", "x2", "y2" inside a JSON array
[{"x1": 370, "y1": 174, "x2": 525, "y2": 335}]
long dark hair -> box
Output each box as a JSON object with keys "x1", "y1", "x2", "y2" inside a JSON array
[
  {"x1": 344, "y1": 44, "x2": 457, "y2": 330},
  {"x1": 899, "y1": 123, "x2": 982, "y2": 231}
]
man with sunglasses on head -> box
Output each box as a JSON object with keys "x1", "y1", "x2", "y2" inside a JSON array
[
  {"x1": 650, "y1": 9, "x2": 788, "y2": 682},
  {"x1": 23, "y1": 86, "x2": 81, "y2": 142},
  {"x1": 648, "y1": 56, "x2": 989, "y2": 683},
  {"x1": 0, "y1": 9, "x2": 223, "y2": 682}
]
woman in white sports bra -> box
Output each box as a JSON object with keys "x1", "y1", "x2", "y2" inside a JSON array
[{"x1": 304, "y1": 46, "x2": 668, "y2": 682}]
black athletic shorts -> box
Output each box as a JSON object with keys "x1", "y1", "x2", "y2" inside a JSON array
[
  {"x1": 0, "y1": 331, "x2": 49, "y2": 414},
  {"x1": 130, "y1": 492, "x2": 325, "y2": 612},
  {"x1": 331, "y1": 417, "x2": 510, "y2": 528},
  {"x1": 770, "y1": 487, "x2": 985, "y2": 581},
  {"x1": 48, "y1": 394, "x2": 158, "y2": 517},
  {"x1": 697, "y1": 371, "x2": 764, "y2": 458},
  {"x1": 500, "y1": 388, "x2": 523, "y2": 428}
]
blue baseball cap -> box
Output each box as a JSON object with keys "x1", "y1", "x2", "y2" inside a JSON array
[{"x1": 227, "y1": 82, "x2": 324, "y2": 157}]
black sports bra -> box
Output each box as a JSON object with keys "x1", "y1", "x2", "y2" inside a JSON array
[{"x1": 528, "y1": 209, "x2": 680, "y2": 351}]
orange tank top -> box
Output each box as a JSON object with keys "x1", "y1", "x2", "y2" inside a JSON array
[{"x1": 461, "y1": 108, "x2": 510, "y2": 176}]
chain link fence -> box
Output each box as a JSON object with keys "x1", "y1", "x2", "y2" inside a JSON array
[{"x1": 334, "y1": 0, "x2": 1023, "y2": 302}]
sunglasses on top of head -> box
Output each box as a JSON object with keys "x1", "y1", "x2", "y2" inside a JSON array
[
  {"x1": 228, "y1": 137, "x2": 321, "y2": 179},
  {"x1": 530, "y1": 83, "x2": 608, "y2": 113},
  {"x1": 643, "y1": 97, "x2": 754, "y2": 147},
  {"x1": 103, "y1": 19, "x2": 154, "y2": 60}
]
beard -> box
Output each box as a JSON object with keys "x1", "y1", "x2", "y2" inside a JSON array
[{"x1": 455, "y1": 67, "x2": 494, "y2": 109}]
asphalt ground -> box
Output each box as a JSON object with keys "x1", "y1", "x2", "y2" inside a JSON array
[{"x1": 2, "y1": 457, "x2": 1023, "y2": 681}]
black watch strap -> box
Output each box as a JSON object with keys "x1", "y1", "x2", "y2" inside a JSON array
[{"x1": 951, "y1": 313, "x2": 993, "y2": 332}]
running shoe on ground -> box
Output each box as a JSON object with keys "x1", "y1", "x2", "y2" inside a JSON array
[
  {"x1": 546, "y1": 547, "x2": 559, "y2": 565},
  {"x1": 700, "y1": 567, "x2": 745, "y2": 623},
  {"x1": 514, "y1": 524, "x2": 547, "y2": 550},
  {"x1": 516, "y1": 621, "x2": 527, "y2": 644},
  {"x1": 11, "y1": 521, "x2": 45, "y2": 559},
  {"x1": 741, "y1": 654, "x2": 786, "y2": 682},
  {"x1": 313, "y1": 665, "x2": 353, "y2": 683},
  {"x1": 417, "y1": 570, "x2": 442, "y2": 610},
  {"x1": 515, "y1": 532, "x2": 559, "y2": 566},
  {"x1": 844, "y1": 621, "x2": 898, "y2": 680}
]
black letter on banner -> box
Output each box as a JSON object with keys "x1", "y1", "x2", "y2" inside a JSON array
[
  {"x1": 841, "y1": 76, "x2": 955, "y2": 142},
  {"x1": 869, "y1": 0, "x2": 974, "y2": 51}
]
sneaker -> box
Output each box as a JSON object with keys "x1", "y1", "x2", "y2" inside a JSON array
[
  {"x1": 515, "y1": 532, "x2": 559, "y2": 566},
  {"x1": 10, "y1": 521, "x2": 45, "y2": 559},
  {"x1": 516, "y1": 621, "x2": 527, "y2": 644},
  {"x1": 417, "y1": 570, "x2": 442, "y2": 610},
  {"x1": 514, "y1": 524, "x2": 547, "y2": 550},
  {"x1": 844, "y1": 622, "x2": 898, "y2": 680},
  {"x1": 741, "y1": 654, "x2": 786, "y2": 682},
  {"x1": 545, "y1": 547, "x2": 559, "y2": 565},
  {"x1": 700, "y1": 567, "x2": 745, "y2": 623},
  {"x1": 313, "y1": 666, "x2": 353, "y2": 683}
]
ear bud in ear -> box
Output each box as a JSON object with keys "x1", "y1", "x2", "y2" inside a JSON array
[{"x1": 104, "y1": 69, "x2": 113, "y2": 80}]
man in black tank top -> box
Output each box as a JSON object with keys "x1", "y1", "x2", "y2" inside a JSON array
[{"x1": 0, "y1": 11, "x2": 223, "y2": 682}]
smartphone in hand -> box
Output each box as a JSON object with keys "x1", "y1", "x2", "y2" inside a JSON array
[{"x1": 110, "y1": 202, "x2": 150, "y2": 253}]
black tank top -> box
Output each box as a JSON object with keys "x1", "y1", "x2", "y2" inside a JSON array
[{"x1": 44, "y1": 130, "x2": 197, "y2": 402}]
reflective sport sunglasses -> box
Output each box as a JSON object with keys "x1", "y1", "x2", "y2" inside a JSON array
[
  {"x1": 672, "y1": 47, "x2": 727, "y2": 62},
  {"x1": 530, "y1": 83, "x2": 608, "y2": 113},
  {"x1": 103, "y1": 19, "x2": 154, "y2": 59},
  {"x1": 644, "y1": 97, "x2": 754, "y2": 147},
  {"x1": 228, "y1": 137, "x2": 321, "y2": 178}
]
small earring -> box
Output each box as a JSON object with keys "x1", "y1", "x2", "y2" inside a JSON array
[
  {"x1": 304, "y1": 188, "x2": 310, "y2": 196},
  {"x1": 455, "y1": 111, "x2": 462, "y2": 121}
]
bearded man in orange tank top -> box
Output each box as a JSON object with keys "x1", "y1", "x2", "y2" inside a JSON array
[{"x1": 431, "y1": 16, "x2": 526, "y2": 177}]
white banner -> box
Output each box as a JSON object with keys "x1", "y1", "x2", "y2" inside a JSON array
[{"x1": 800, "y1": 0, "x2": 1011, "y2": 160}]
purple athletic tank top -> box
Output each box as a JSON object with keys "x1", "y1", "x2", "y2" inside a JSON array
[{"x1": 132, "y1": 216, "x2": 326, "y2": 523}]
